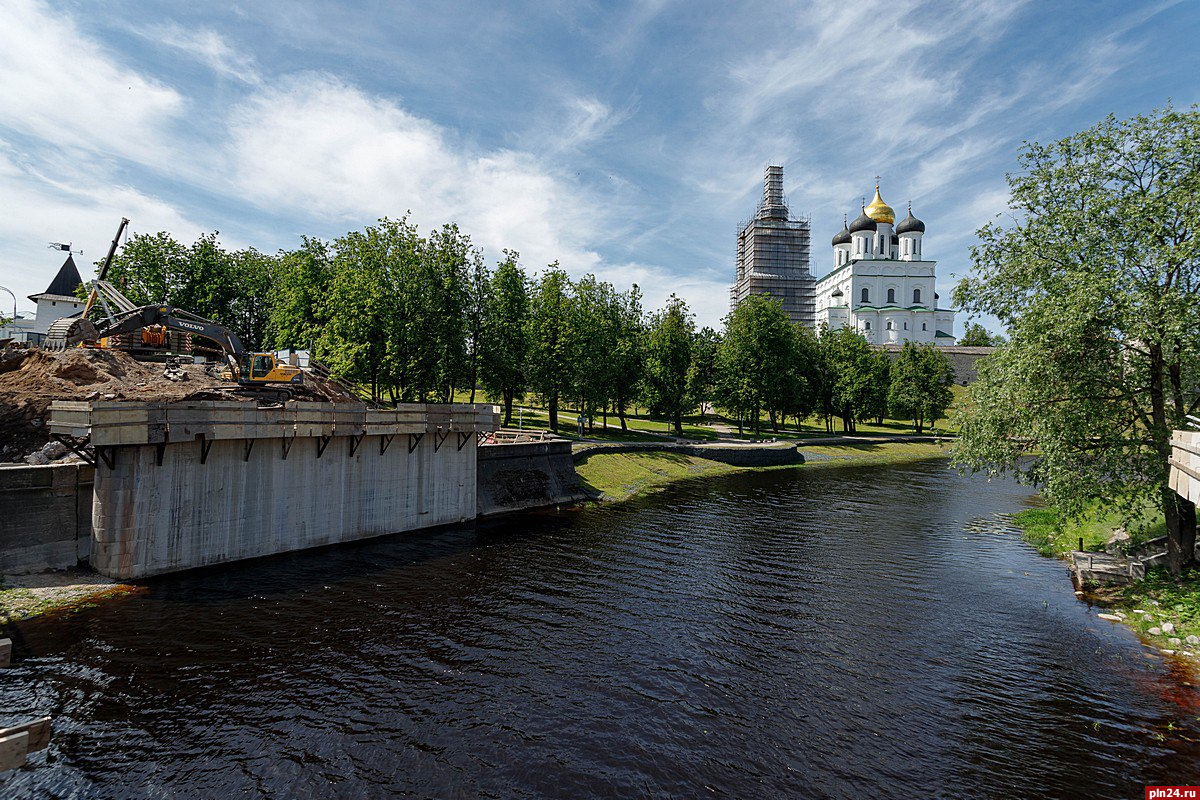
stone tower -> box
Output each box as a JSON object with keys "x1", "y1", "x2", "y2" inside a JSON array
[{"x1": 730, "y1": 165, "x2": 816, "y2": 327}]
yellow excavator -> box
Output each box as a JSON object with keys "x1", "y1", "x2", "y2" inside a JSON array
[{"x1": 45, "y1": 218, "x2": 303, "y2": 389}]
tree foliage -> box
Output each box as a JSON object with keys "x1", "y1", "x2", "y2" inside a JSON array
[
  {"x1": 957, "y1": 322, "x2": 1005, "y2": 347},
  {"x1": 952, "y1": 104, "x2": 1200, "y2": 574},
  {"x1": 887, "y1": 342, "x2": 954, "y2": 433},
  {"x1": 642, "y1": 294, "x2": 695, "y2": 436}
]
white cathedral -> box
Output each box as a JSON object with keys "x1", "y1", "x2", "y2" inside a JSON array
[{"x1": 815, "y1": 185, "x2": 955, "y2": 344}]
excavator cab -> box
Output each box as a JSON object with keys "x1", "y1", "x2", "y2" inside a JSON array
[{"x1": 224, "y1": 352, "x2": 303, "y2": 385}]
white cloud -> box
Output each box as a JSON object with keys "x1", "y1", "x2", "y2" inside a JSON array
[
  {"x1": 0, "y1": 0, "x2": 184, "y2": 168},
  {"x1": 137, "y1": 22, "x2": 263, "y2": 85},
  {"x1": 0, "y1": 146, "x2": 205, "y2": 312},
  {"x1": 224, "y1": 74, "x2": 606, "y2": 274}
]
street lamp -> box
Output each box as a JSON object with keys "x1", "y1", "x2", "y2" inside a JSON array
[{"x1": 0, "y1": 285, "x2": 16, "y2": 327}]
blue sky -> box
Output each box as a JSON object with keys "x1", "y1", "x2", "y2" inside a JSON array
[{"x1": 1, "y1": 0, "x2": 1196, "y2": 331}]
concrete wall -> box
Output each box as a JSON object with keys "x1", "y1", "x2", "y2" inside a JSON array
[
  {"x1": 573, "y1": 441, "x2": 804, "y2": 468},
  {"x1": 91, "y1": 434, "x2": 477, "y2": 579},
  {"x1": 477, "y1": 440, "x2": 588, "y2": 515},
  {"x1": 0, "y1": 463, "x2": 92, "y2": 574}
]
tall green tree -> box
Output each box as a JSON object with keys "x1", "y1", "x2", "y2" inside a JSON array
[
  {"x1": 887, "y1": 342, "x2": 954, "y2": 433},
  {"x1": 526, "y1": 264, "x2": 573, "y2": 433},
  {"x1": 958, "y1": 322, "x2": 1004, "y2": 347},
  {"x1": 480, "y1": 250, "x2": 530, "y2": 426},
  {"x1": 952, "y1": 105, "x2": 1200, "y2": 574},
  {"x1": 715, "y1": 294, "x2": 810, "y2": 435},
  {"x1": 268, "y1": 236, "x2": 333, "y2": 353},
  {"x1": 609, "y1": 285, "x2": 645, "y2": 430},
  {"x1": 688, "y1": 326, "x2": 721, "y2": 419},
  {"x1": 643, "y1": 294, "x2": 695, "y2": 436},
  {"x1": 821, "y1": 327, "x2": 877, "y2": 434}
]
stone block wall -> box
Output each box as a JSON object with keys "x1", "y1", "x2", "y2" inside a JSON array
[
  {"x1": 477, "y1": 440, "x2": 588, "y2": 515},
  {"x1": 0, "y1": 463, "x2": 93, "y2": 574}
]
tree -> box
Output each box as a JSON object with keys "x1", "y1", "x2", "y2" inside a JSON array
[
  {"x1": 609, "y1": 285, "x2": 645, "y2": 431},
  {"x1": 952, "y1": 105, "x2": 1200, "y2": 574},
  {"x1": 715, "y1": 294, "x2": 811, "y2": 435},
  {"x1": 480, "y1": 250, "x2": 529, "y2": 426},
  {"x1": 526, "y1": 265, "x2": 573, "y2": 433},
  {"x1": 688, "y1": 326, "x2": 721, "y2": 419},
  {"x1": 887, "y1": 342, "x2": 954, "y2": 433},
  {"x1": 958, "y1": 322, "x2": 1004, "y2": 347},
  {"x1": 268, "y1": 236, "x2": 333, "y2": 353},
  {"x1": 821, "y1": 327, "x2": 877, "y2": 433},
  {"x1": 643, "y1": 294, "x2": 695, "y2": 436}
]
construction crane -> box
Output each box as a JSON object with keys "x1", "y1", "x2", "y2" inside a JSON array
[{"x1": 45, "y1": 218, "x2": 302, "y2": 389}]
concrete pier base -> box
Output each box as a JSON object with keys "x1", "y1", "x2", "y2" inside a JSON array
[{"x1": 50, "y1": 401, "x2": 497, "y2": 579}]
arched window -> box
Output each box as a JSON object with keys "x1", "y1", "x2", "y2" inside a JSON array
[
  {"x1": 913, "y1": 288, "x2": 921, "y2": 303},
  {"x1": 903, "y1": 321, "x2": 908, "y2": 330},
  {"x1": 861, "y1": 287, "x2": 869, "y2": 303},
  {"x1": 922, "y1": 322, "x2": 927, "y2": 331},
  {"x1": 887, "y1": 288, "x2": 895, "y2": 304},
  {"x1": 864, "y1": 321, "x2": 871, "y2": 331},
  {"x1": 886, "y1": 321, "x2": 893, "y2": 330}
]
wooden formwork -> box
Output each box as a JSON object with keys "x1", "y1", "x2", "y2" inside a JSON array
[
  {"x1": 1170, "y1": 430, "x2": 1200, "y2": 505},
  {"x1": 47, "y1": 400, "x2": 501, "y2": 446}
]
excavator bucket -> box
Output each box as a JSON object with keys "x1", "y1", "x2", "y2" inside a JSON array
[{"x1": 44, "y1": 317, "x2": 99, "y2": 351}]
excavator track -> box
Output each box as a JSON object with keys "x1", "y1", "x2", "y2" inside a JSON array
[{"x1": 44, "y1": 317, "x2": 99, "y2": 351}]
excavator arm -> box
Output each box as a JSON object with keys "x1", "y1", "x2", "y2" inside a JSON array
[{"x1": 96, "y1": 305, "x2": 246, "y2": 357}]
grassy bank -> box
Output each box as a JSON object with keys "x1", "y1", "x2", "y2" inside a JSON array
[
  {"x1": 575, "y1": 451, "x2": 746, "y2": 501},
  {"x1": 575, "y1": 440, "x2": 950, "y2": 503},
  {"x1": 1013, "y1": 501, "x2": 1166, "y2": 558},
  {"x1": 1011, "y1": 504, "x2": 1199, "y2": 655},
  {"x1": 0, "y1": 571, "x2": 139, "y2": 624}
]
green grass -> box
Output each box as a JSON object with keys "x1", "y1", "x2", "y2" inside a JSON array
[
  {"x1": 798, "y1": 441, "x2": 950, "y2": 464},
  {"x1": 576, "y1": 440, "x2": 951, "y2": 503},
  {"x1": 1114, "y1": 569, "x2": 1200, "y2": 649},
  {"x1": 1010, "y1": 501, "x2": 1200, "y2": 654},
  {"x1": 575, "y1": 450, "x2": 744, "y2": 501},
  {"x1": 1012, "y1": 501, "x2": 1165, "y2": 558}
]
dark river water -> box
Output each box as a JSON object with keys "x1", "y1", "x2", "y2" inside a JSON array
[{"x1": 3, "y1": 459, "x2": 1200, "y2": 798}]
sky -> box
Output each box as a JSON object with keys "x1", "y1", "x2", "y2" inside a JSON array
[{"x1": 1, "y1": 0, "x2": 1197, "y2": 332}]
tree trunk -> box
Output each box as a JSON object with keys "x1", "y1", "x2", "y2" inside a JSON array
[
  {"x1": 768, "y1": 409, "x2": 779, "y2": 433},
  {"x1": 1149, "y1": 343, "x2": 1188, "y2": 575},
  {"x1": 549, "y1": 392, "x2": 559, "y2": 433},
  {"x1": 674, "y1": 411, "x2": 683, "y2": 437},
  {"x1": 503, "y1": 388, "x2": 514, "y2": 427}
]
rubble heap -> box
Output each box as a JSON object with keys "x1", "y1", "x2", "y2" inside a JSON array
[{"x1": 0, "y1": 343, "x2": 358, "y2": 464}]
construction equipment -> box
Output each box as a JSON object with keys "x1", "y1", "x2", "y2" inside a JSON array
[
  {"x1": 45, "y1": 218, "x2": 302, "y2": 390},
  {"x1": 49, "y1": 303, "x2": 303, "y2": 388}
]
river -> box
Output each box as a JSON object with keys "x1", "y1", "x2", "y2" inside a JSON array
[{"x1": 2, "y1": 459, "x2": 1199, "y2": 798}]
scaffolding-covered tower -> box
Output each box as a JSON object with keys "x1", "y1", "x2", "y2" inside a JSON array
[{"x1": 730, "y1": 165, "x2": 816, "y2": 328}]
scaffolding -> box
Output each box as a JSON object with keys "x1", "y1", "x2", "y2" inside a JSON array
[{"x1": 730, "y1": 165, "x2": 816, "y2": 328}]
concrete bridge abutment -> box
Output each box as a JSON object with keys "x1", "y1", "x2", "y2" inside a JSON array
[{"x1": 49, "y1": 400, "x2": 498, "y2": 579}]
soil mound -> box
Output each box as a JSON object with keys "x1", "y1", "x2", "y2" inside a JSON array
[{"x1": 0, "y1": 344, "x2": 359, "y2": 463}]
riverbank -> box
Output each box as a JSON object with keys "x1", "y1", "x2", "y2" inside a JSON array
[
  {"x1": 0, "y1": 570, "x2": 141, "y2": 624},
  {"x1": 1012, "y1": 505, "x2": 1200, "y2": 663},
  {"x1": 575, "y1": 439, "x2": 949, "y2": 502}
]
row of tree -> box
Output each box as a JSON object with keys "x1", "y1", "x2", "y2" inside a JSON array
[{"x1": 102, "y1": 222, "x2": 957, "y2": 435}]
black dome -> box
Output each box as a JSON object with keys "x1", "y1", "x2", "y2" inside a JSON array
[
  {"x1": 832, "y1": 224, "x2": 851, "y2": 246},
  {"x1": 896, "y1": 208, "x2": 925, "y2": 235},
  {"x1": 848, "y1": 209, "x2": 877, "y2": 233}
]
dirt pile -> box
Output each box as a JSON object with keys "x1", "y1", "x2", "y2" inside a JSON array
[{"x1": 0, "y1": 344, "x2": 358, "y2": 463}]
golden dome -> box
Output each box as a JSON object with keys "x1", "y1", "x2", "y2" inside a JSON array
[{"x1": 864, "y1": 184, "x2": 895, "y2": 225}]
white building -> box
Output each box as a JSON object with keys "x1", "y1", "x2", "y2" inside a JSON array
[
  {"x1": 815, "y1": 185, "x2": 955, "y2": 345},
  {"x1": 0, "y1": 255, "x2": 86, "y2": 345}
]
